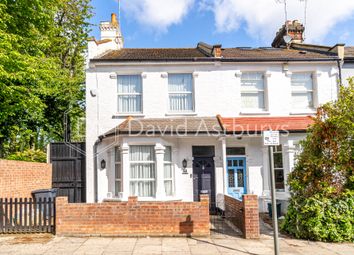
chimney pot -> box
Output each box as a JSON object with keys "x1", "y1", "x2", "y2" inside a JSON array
[{"x1": 111, "y1": 13, "x2": 118, "y2": 26}]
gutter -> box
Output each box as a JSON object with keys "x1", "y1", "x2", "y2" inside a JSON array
[{"x1": 90, "y1": 57, "x2": 339, "y2": 63}]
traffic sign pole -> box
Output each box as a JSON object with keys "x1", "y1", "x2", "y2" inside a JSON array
[{"x1": 269, "y1": 145, "x2": 280, "y2": 255}]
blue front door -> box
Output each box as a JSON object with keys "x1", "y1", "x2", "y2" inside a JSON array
[{"x1": 227, "y1": 157, "x2": 247, "y2": 200}]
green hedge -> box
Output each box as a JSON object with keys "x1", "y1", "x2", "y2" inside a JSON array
[
  {"x1": 6, "y1": 149, "x2": 47, "y2": 163},
  {"x1": 282, "y1": 191, "x2": 354, "y2": 242}
]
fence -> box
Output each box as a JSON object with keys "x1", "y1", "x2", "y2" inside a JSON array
[{"x1": 0, "y1": 198, "x2": 55, "y2": 234}]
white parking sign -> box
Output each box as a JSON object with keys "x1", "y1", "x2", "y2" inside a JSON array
[{"x1": 263, "y1": 130, "x2": 280, "y2": 146}]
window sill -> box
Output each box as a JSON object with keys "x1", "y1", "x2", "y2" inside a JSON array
[
  {"x1": 165, "y1": 112, "x2": 197, "y2": 116},
  {"x1": 239, "y1": 111, "x2": 270, "y2": 116},
  {"x1": 289, "y1": 110, "x2": 316, "y2": 115},
  {"x1": 112, "y1": 114, "x2": 145, "y2": 119}
]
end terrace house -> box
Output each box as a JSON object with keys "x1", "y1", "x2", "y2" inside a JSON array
[{"x1": 86, "y1": 15, "x2": 342, "y2": 213}]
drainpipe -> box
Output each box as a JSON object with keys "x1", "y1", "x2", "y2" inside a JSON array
[
  {"x1": 337, "y1": 59, "x2": 343, "y2": 86},
  {"x1": 93, "y1": 137, "x2": 103, "y2": 202}
]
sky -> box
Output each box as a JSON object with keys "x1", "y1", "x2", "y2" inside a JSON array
[{"x1": 90, "y1": 0, "x2": 354, "y2": 48}]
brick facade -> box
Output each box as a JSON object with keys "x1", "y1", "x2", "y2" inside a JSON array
[
  {"x1": 0, "y1": 160, "x2": 52, "y2": 198},
  {"x1": 224, "y1": 194, "x2": 260, "y2": 239},
  {"x1": 56, "y1": 195, "x2": 210, "y2": 237}
]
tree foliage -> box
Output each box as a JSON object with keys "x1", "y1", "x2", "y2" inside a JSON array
[
  {"x1": 282, "y1": 79, "x2": 354, "y2": 242},
  {"x1": 0, "y1": 0, "x2": 92, "y2": 159}
]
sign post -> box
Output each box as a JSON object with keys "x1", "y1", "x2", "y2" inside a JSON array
[{"x1": 263, "y1": 130, "x2": 280, "y2": 255}]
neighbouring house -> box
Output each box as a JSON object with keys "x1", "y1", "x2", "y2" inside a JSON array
[{"x1": 85, "y1": 15, "x2": 342, "y2": 214}]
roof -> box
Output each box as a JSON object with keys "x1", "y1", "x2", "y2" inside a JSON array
[
  {"x1": 92, "y1": 43, "x2": 338, "y2": 63},
  {"x1": 220, "y1": 116, "x2": 314, "y2": 133},
  {"x1": 103, "y1": 117, "x2": 223, "y2": 136},
  {"x1": 345, "y1": 47, "x2": 354, "y2": 59}
]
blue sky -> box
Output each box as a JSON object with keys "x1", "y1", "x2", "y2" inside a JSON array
[{"x1": 90, "y1": 0, "x2": 354, "y2": 48}]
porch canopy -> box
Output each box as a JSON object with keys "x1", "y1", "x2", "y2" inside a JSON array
[
  {"x1": 102, "y1": 116, "x2": 223, "y2": 137},
  {"x1": 219, "y1": 116, "x2": 314, "y2": 134}
]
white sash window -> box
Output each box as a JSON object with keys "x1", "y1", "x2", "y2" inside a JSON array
[
  {"x1": 129, "y1": 146, "x2": 156, "y2": 197},
  {"x1": 168, "y1": 74, "x2": 194, "y2": 112},
  {"x1": 241, "y1": 72, "x2": 265, "y2": 110},
  {"x1": 117, "y1": 75, "x2": 142, "y2": 113},
  {"x1": 114, "y1": 147, "x2": 122, "y2": 196},
  {"x1": 291, "y1": 73, "x2": 314, "y2": 109},
  {"x1": 163, "y1": 146, "x2": 174, "y2": 196}
]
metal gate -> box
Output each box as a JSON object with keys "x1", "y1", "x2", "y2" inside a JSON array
[
  {"x1": 50, "y1": 142, "x2": 86, "y2": 203},
  {"x1": 0, "y1": 198, "x2": 55, "y2": 234}
]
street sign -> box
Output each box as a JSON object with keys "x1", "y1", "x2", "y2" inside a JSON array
[
  {"x1": 264, "y1": 130, "x2": 281, "y2": 255},
  {"x1": 263, "y1": 130, "x2": 280, "y2": 146}
]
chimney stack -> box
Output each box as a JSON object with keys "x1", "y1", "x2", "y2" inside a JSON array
[
  {"x1": 212, "y1": 44, "x2": 222, "y2": 58},
  {"x1": 272, "y1": 20, "x2": 305, "y2": 48},
  {"x1": 99, "y1": 13, "x2": 124, "y2": 49}
]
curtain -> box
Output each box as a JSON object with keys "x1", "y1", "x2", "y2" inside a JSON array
[
  {"x1": 168, "y1": 74, "x2": 193, "y2": 112},
  {"x1": 117, "y1": 75, "x2": 142, "y2": 113}
]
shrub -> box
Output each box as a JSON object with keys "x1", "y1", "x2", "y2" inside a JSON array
[
  {"x1": 282, "y1": 192, "x2": 354, "y2": 242},
  {"x1": 6, "y1": 149, "x2": 47, "y2": 163},
  {"x1": 282, "y1": 79, "x2": 354, "y2": 242}
]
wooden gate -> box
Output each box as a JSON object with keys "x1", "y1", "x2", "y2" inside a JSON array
[
  {"x1": 50, "y1": 142, "x2": 86, "y2": 203},
  {"x1": 0, "y1": 198, "x2": 55, "y2": 234}
]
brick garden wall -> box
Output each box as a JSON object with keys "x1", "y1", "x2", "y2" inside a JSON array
[
  {"x1": 56, "y1": 195, "x2": 210, "y2": 237},
  {"x1": 0, "y1": 160, "x2": 52, "y2": 198},
  {"x1": 224, "y1": 194, "x2": 260, "y2": 239}
]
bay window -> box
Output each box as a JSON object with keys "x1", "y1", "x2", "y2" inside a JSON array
[
  {"x1": 129, "y1": 146, "x2": 156, "y2": 197},
  {"x1": 241, "y1": 72, "x2": 265, "y2": 110},
  {"x1": 114, "y1": 147, "x2": 122, "y2": 197},
  {"x1": 163, "y1": 146, "x2": 174, "y2": 196},
  {"x1": 168, "y1": 73, "x2": 194, "y2": 112},
  {"x1": 117, "y1": 75, "x2": 142, "y2": 113},
  {"x1": 291, "y1": 73, "x2": 314, "y2": 109}
]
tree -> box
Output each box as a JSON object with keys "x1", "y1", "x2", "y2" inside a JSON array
[
  {"x1": 282, "y1": 79, "x2": 354, "y2": 242},
  {"x1": 0, "y1": 0, "x2": 92, "y2": 158}
]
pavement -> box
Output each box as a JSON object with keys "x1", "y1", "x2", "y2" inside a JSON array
[{"x1": 0, "y1": 233, "x2": 353, "y2": 255}]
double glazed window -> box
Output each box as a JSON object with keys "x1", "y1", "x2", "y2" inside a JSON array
[
  {"x1": 129, "y1": 146, "x2": 156, "y2": 197},
  {"x1": 163, "y1": 146, "x2": 174, "y2": 196},
  {"x1": 114, "y1": 147, "x2": 122, "y2": 197},
  {"x1": 291, "y1": 73, "x2": 314, "y2": 109},
  {"x1": 272, "y1": 145, "x2": 285, "y2": 191},
  {"x1": 168, "y1": 74, "x2": 194, "y2": 112},
  {"x1": 117, "y1": 75, "x2": 142, "y2": 113},
  {"x1": 241, "y1": 72, "x2": 265, "y2": 110}
]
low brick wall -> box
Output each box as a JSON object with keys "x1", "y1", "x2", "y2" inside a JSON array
[
  {"x1": 56, "y1": 195, "x2": 210, "y2": 237},
  {"x1": 224, "y1": 194, "x2": 260, "y2": 239},
  {"x1": 0, "y1": 160, "x2": 52, "y2": 198}
]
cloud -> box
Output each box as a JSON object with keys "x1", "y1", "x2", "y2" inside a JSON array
[
  {"x1": 121, "y1": 0, "x2": 195, "y2": 32},
  {"x1": 199, "y1": 0, "x2": 354, "y2": 44}
]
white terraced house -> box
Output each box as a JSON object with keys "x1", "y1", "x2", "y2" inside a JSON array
[{"x1": 85, "y1": 15, "x2": 343, "y2": 213}]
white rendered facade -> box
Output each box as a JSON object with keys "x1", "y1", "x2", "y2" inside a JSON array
[{"x1": 85, "y1": 17, "x2": 340, "y2": 213}]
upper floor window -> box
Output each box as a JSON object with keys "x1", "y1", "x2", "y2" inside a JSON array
[
  {"x1": 168, "y1": 74, "x2": 194, "y2": 112},
  {"x1": 117, "y1": 75, "x2": 142, "y2": 114},
  {"x1": 291, "y1": 73, "x2": 314, "y2": 109},
  {"x1": 241, "y1": 72, "x2": 265, "y2": 110}
]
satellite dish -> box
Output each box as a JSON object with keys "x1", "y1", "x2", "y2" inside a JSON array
[{"x1": 283, "y1": 35, "x2": 292, "y2": 44}]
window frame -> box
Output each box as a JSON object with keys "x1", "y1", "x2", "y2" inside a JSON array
[
  {"x1": 114, "y1": 147, "x2": 122, "y2": 197},
  {"x1": 129, "y1": 145, "x2": 156, "y2": 197},
  {"x1": 290, "y1": 72, "x2": 315, "y2": 110},
  {"x1": 163, "y1": 146, "x2": 175, "y2": 197},
  {"x1": 167, "y1": 73, "x2": 195, "y2": 113},
  {"x1": 117, "y1": 74, "x2": 143, "y2": 114},
  {"x1": 240, "y1": 72, "x2": 266, "y2": 110},
  {"x1": 272, "y1": 145, "x2": 285, "y2": 192}
]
